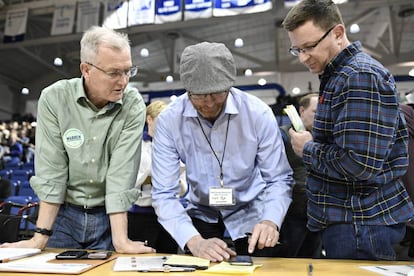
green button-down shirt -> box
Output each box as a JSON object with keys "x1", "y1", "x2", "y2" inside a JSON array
[{"x1": 30, "y1": 78, "x2": 146, "y2": 213}]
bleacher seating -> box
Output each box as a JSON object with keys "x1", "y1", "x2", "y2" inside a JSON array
[
  {"x1": 0, "y1": 169, "x2": 11, "y2": 179},
  {"x1": 0, "y1": 196, "x2": 38, "y2": 243},
  {"x1": 9, "y1": 169, "x2": 32, "y2": 182},
  {"x1": 16, "y1": 180, "x2": 37, "y2": 198},
  {"x1": 3, "y1": 161, "x2": 24, "y2": 170}
]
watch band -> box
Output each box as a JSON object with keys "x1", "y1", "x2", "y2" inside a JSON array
[{"x1": 34, "y1": 227, "x2": 53, "y2": 236}]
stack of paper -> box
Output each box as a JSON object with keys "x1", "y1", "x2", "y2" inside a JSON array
[
  {"x1": 283, "y1": 104, "x2": 305, "y2": 131},
  {"x1": 113, "y1": 255, "x2": 210, "y2": 272},
  {"x1": 0, "y1": 248, "x2": 41, "y2": 263}
]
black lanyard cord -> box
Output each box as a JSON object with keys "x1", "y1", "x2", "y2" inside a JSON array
[{"x1": 196, "y1": 114, "x2": 231, "y2": 187}]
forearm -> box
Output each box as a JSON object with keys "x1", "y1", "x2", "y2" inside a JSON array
[
  {"x1": 109, "y1": 212, "x2": 129, "y2": 251},
  {"x1": 33, "y1": 201, "x2": 60, "y2": 249}
]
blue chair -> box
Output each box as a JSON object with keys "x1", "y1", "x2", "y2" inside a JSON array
[
  {"x1": 9, "y1": 169, "x2": 32, "y2": 182},
  {"x1": 17, "y1": 180, "x2": 37, "y2": 198},
  {"x1": 3, "y1": 161, "x2": 23, "y2": 170},
  {"x1": 0, "y1": 169, "x2": 11, "y2": 179},
  {"x1": 2, "y1": 195, "x2": 37, "y2": 238},
  {"x1": 21, "y1": 162, "x2": 35, "y2": 172}
]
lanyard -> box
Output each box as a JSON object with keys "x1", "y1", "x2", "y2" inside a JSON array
[{"x1": 196, "y1": 114, "x2": 230, "y2": 188}]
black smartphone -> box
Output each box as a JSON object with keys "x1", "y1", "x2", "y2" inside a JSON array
[
  {"x1": 55, "y1": 250, "x2": 88, "y2": 259},
  {"x1": 229, "y1": 255, "x2": 253, "y2": 266}
]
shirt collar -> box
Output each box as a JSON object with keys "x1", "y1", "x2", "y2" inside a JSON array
[
  {"x1": 321, "y1": 41, "x2": 363, "y2": 78},
  {"x1": 76, "y1": 77, "x2": 122, "y2": 111}
]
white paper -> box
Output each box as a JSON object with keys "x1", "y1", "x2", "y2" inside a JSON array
[
  {"x1": 0, "y1": 248, "x2": 41, "y2": 262},
  {"x1": 0, "y1": 253, "x2": 91, "y2": 274},
  {"x1": 113, "y1": 256, "x2": 167, "y2": 271},
  {"x1": 360, "y1": 265, "x2": 414, "y2": 276}
]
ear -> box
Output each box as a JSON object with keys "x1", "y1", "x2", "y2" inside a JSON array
[
  {"x1": 80, "y1": 63, "x2": 89, "y2": 77},
  {"x1": 299, "y1": 105, "x2": 305, "y2": 116},
  {"x1": 146, "y1": 115, "x2": 153, "y2": 125},
  {"x1": 332, "y1": 24, "x2": 345, "y2": 40}
]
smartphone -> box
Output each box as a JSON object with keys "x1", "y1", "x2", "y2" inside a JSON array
[
  {"x1": 229, "y1": 255, "x2": 253, "y2": 266},
  {"x1": 87, "y1": 251, "x2": 112, "y2": 260},
  {"x1": 55, "y1": 250, "x2": 88, "y2": 259}
]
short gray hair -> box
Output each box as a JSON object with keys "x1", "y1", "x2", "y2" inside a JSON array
[{"x1": 80, "y1": 26, "x2": 131, "y2": 63}]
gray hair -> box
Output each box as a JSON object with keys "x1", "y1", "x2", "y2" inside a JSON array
[
  {"x1": 80, "y1": 26, "x2": 131, "y2": 63},
  {"x1": 282, "y1": 0, "x2": 344, "y2": 32}
]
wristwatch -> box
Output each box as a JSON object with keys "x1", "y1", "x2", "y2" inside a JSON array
[{"x1": 34, "y1": 227, "x2": 53, "y2": 236}]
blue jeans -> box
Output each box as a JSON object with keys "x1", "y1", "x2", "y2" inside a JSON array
[
  {"x1": 47, "y1": 203, "x2": 113, "y2": 251},
  {"x1": 321, "y1": 223, "x2": 406, "y2": 260}
]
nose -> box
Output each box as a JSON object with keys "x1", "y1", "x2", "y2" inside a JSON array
[
  {"x1": 299, "y1": 51, "x2": 310, "y2": 63},
  {"x1": 118, "y1": 74, "x2": 129, "y2": 85}
]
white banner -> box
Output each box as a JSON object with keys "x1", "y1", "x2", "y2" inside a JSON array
[
  {"x1": 3, "y1": 8, "x2": 28, "y2": 43},
  {"x1": 128, "y1": 0, "x2": 155, "y2": 26},
  {"x1": 284, "y1": 0, "x2": 301, "y2": 8},
  {"x1": 76, "y1": 0, "x2": 100, "y2": 33},
  {"x1": 51, "y1": 1, "x2": 76, "y2": 35},
  {"x1": 184, "y1": 0, "x2": 212, "y2": 21},
  {"x1": 103, "y1": 0, "x2": 128, "y2": 30}
]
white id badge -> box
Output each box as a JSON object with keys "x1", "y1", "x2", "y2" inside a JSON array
[{"x1": 209, "y1": 187, "x2": 235, "y2": 206}]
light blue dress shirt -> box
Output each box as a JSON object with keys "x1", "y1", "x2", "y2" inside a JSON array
[{"x1": 151, "y1": 88, "x2": 294, "y2": 249}]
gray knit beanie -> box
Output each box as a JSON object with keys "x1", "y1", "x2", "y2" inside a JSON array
[{"x1": 180, "y1": 42, "x2": 236, "y2": 94}]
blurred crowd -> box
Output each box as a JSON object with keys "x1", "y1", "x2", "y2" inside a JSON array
[{"x1": 0, "y1": 119, "x2": 36, "y2": 169}]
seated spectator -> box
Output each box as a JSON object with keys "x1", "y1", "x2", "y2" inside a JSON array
[
  {"x1": 128, "y1": 100, "x2": 187, "y2": 253},
  {"x1": 3, "y1": 131, "x2": 23, "y2": 166}
]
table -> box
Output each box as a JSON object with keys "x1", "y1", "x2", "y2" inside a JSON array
[{"x1": 2, "y1": 253, "x2": 414, "y2": 275}]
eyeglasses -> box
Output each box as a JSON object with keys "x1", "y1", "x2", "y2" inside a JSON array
[
  {"x1": 86, "y1": 62, "x2": 138, "y2": 79},
  {"x1": 289, "y1": 26, "x2": 335, "y2": 57},
  {"x1": 188, "y1": 91, "x2": 228, "y2": 100}
]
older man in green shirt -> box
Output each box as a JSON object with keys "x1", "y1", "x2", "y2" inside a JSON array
[{"x1": 1, "y1": 26, "x2": 155, "y2": 254}]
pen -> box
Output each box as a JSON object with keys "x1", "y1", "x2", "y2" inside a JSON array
[
  {"x1": 244, "y1": 232, "x2": 282, "y2": 245},
  {"x1": 138, "y1": 266, "x2": 196, "y2": 272},
  {"x1": 308, "y1": 263, "x2": 313, "y2": 276},
  {"x1": 0, "y1": 253, "x2": 39, "y2": 263}
]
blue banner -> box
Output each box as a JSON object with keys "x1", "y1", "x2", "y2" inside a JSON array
[
  {"x1": 155, "y1": 0, "x2": 182, "y2": 23},
  {"x1": 184, "y1": 0, "x2": 212, "y2": 20},
  {"x1": 213, "y1": 0, "x2": 272, "y2": 16}
]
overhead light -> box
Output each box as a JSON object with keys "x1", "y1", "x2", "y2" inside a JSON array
[
  {"x1": 21, "y1": 87, "x2": 29, "y2": 95},
  {"x1": 166, "y1": 75, "x2": 174, "y2": 83},
  {"x1": 350, "y1": 24, "x2": 360, "y2": 34},
  {"x1": 244, "y1": 69, "x2": 253, "y2": 76},
  {"x1": 234, "y1": 38, "x2": 244, "y2": 48},
  {"x1": 292, "y1": 87, "x2": 301, "y2": 95},
  {"x1": 140, "y1": 48, "x2": 149, "y2": 57},
  {"x1": 54, "y1": 57, "x2": 63, "y2": 66},
  {"x1": 409, "y1": 68, "x2": 414, "y2": 77},
  {"x1": 258, "y1": 78, "x2": 267, "y2": 86}
]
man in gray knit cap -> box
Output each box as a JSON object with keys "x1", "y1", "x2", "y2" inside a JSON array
[{"x1": 151, "y1": 42, "x2": 294, "y2": 261}]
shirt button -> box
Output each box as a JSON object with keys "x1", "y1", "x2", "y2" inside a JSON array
[
  {"x1": 91, "y1": 159, "x2": 95, "y2": 163},
  {"x1": 93, "y1": 137, "x2": 97, "y2": 140},
  {"x1": 88, "y1": 195, "x2": 92, "y2": 199},
  {"x1": 89, "y1": 179, "x2": 93, "y2": 183}
]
